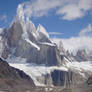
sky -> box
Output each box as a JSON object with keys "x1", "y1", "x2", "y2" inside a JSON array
[{"x1": 0, "y1": 0, "x2": 92, "y2": 52}]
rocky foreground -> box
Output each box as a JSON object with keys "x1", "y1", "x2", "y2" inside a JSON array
[
  {"x1": 1, "y1": 85, "x2": 92, "y2": 92},
  {"x1": 0, "y1": 58, "x2": 35, "y2": 92}
]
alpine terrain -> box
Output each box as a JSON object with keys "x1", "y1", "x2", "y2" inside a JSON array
[{"x1": 0, "y1": 4, "x2": 92, "y2": 92}]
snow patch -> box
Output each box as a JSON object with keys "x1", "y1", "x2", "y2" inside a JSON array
[{"x1": 25, "y1": 39, "x2": 40, "y2": 51}]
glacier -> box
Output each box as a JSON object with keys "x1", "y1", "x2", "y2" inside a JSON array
[
  {"x1": 9, "y1": 60, "x2": 92, "y2": 86},
  {"x1": 9, "y1": 63, "x2": 68, "y2": 86}
]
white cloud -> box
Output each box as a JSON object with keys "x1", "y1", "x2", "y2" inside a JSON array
[
  {"x1": 62, "y1": 37, "x2": 92, "y2": 53},
  {"x1": 56, "y1": 0, "x2": 92, "y2": 20},
  {"x1": 79, "y1": 0, "x2": 92, "y2": 11},
  {"x1": 23, "y1": 0, "x2": 64, "y2": 18},
  {"x1": 79, "y1": 24, "x2": 92, "y2": 37},
  {"x1": 17, "y1": 0, "x2": 92, "y2": 20},
  {"x1": 52, "y1": 24, "x2": 92, "y2": 54},
  {"x1": 53, "y1": 37, "x2": 92, "y2": 54},
  {"x1": 49, "y1": 32, "x2": 63, "y2": 35},
  {"x1": 57, "y1": 4, "x2": 85, "y2": 20}
]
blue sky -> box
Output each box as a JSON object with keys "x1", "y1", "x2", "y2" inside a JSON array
[{"x1": 0, "y1": 0, "x2": 92, "y2": 38}]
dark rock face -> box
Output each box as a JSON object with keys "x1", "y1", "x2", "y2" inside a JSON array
[
  {"x1": 47, "y1": 69, "x2": 87, "y2": 87},
  {"x1": 87, "y1": 76, "x2": 92, "y2": 85},
  {"x1": 32, "y1": 44, "x2": 61, "y2": 66},
  {"x1": 7, "y1": 22, "x2": 23, "y2": 47},
  {"x1": 0, "y1": 58, "x2": 35, "y2": 91},
  {"x1": 51, "y1": 70, "x2": 72, "y2": 86}
]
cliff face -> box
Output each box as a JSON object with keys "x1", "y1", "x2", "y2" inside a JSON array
[
  {"x1": 41, "y1": 69, "x2": 87, "y2": 87},
  {"x1": 51, "y1": 70, "x2": 72, "y2": 86}
]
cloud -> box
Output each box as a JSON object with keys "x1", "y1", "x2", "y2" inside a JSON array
[
  {"x1": 49, "y1": 32, "x2": 63, "y2": 35},
  {"x1": 52, "y1": 24, "x2": 92, "y2": 54},
  {"x1": 0, "y1": 15, "x2": 7, "y2": 22},
  {"x1": 56, "y1": 4, "x2": 85, "y2": 20},
  {"x1": 22, "y1": 0, "x2": 65, "y2": 18},
  {"x1": 17, "y1": 0, "x2": 92, "y2": 20},
  {"x1": 79, "y1": 0, "x2": 92, "y2": 11},
  {"x1": 53, "y1": 36, "x2": 92, "y2": 54},
  {"x1": 79, "y1": 24, "x2": 92, "y2": 37},
  {"x1": 56, "y1": 0, "x2": 92, "y2": 20},
  {"x1": 62, "y1": 37, "x2": 92, "y2": 53}
]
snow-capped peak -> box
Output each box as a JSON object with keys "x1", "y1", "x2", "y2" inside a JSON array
[
  {"x1": 25, "y1": 18, "x2": 37, "y2": 39},
  {"x1": 37, "y1": 24, "x2": 49, "y2": 38},
  {"x1": 17, "y1": 4, "x2": 24, "y2": 21},
  {"x1": 9, "y1": 4, "x2": 25, "y2": 28}
]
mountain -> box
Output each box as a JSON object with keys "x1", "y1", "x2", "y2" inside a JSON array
[
  {"x1": 71, "y1": 49, "x2": 92, "y2": 62},
  {"x1": 0, "y1": 58, "x2": 35, "y2": 92},
  {"x1": 52, "y1": 38, "x2": 92, "y2": 62},
  {"x1": 73, "y1": 49, "x2": 89, "y2": 62},
  {"x1": 1, "y1": 16, "x2": 61, "y2": 66},
  {"x1": 0, "y1": 5, "x2": 92, "y2": 92}
]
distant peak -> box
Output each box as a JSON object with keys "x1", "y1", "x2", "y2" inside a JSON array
[
  {"x1": 17, "y1": 4, "x2": 24, "y2": 21},
  {"x1": 9, "y1": 4, "x2": 25, "y2": 28}
]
